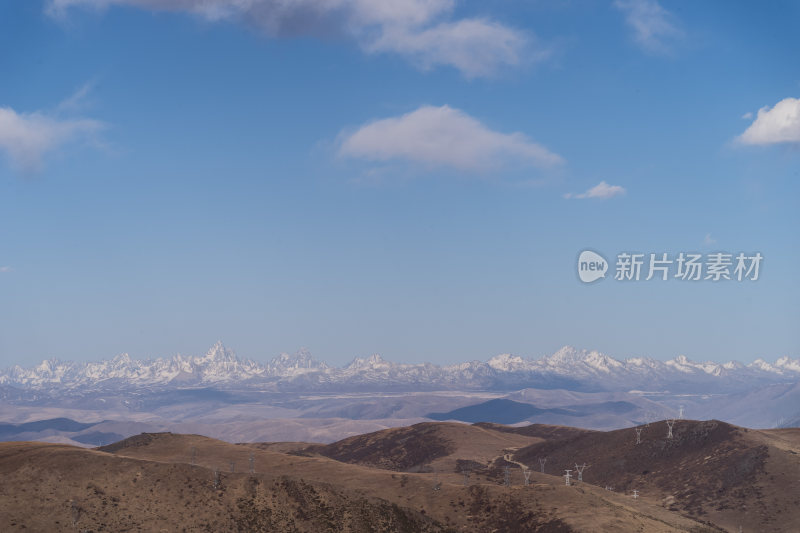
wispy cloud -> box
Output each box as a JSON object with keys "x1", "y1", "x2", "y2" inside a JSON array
[
  {"x1": 737, "y1": 97, "x2": 800, "y2": 146},
  {"x1": 613, "y1": 0, "x2": 683, "y2": 54},
  {"x1": 47, "y1": 0, "x2": 538, "y2": 78},
  {"x1": 703, "y1": 233, "x2": 716, "y2": 247},
  {"x1": 0, "y1": 106, "x2": 103, "y2": 174},
  {"x1": 564, "y1": 180, "x2": 626, "y2": 200},
  {"x1": 57, "y1": 80, "x2": 97, "y2": 112},
  {"x1": 338, "y1": 104, "x2": 563, "y2": 172},
  {"x1": 0, "y1": 266, "x2": 11, "y2": 273}
]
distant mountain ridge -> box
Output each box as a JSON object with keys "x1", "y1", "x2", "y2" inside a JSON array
[{"x1": 1, "y1": 342, "x2": 798, "y2": 394}]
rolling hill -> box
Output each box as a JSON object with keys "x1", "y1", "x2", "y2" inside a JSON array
[{"x1": 0, "y1": 426, "x2": 727, "y2": 532}]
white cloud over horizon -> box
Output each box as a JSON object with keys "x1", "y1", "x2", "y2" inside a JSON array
[
  {"x1": 47, "y1": 0, "x2": 537, "y2": 78},
  {"x1": 564, "y1": 180, "x2": 626, "y2": 200},
  {"x1": 0, "y1": 107, "x2": 103, "y2": 174},
  {"x1": 613, "y1": 0, "x2": 683, "y2": 54},
  {"x1": 337, "y1": 105, "x2": 564, "y2": 172},
  {"x1": 737, "y1": 97, "x2": 800, "y2": 146}
]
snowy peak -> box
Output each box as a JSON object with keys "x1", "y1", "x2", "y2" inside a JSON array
[
  {"x1": 775, "y1": 356, "x2": 800, "y2": 373},
  {"x1": 487, "y1": 353, "x2": 526, "y2": 372},
  {"x1": 202, "y1": 341, "x2": 237, "y2": 363},
  {"x1": 269, "y1": 348, "x2": 328, "y2": 374},
  {"x1": 1, "y1": 344, "x2": 798, "y2": 393},
  {"x1": 546, "y1": 345, "x2": 584, "y2": 364},
  {"x1": 345, "y1": 354, "x2": 392, "y2": 371}
]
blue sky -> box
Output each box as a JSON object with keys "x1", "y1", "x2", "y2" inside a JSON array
[{"x1": 0, "y1": 0, "x2": 798, "y2": 367}]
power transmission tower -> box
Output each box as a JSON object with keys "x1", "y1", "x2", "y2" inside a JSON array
[
  {"x1": 574, "y1": 463, "x2": 588, "y2": 482},
  {"x1": 678, "y1": 405, "x2": 685, "y2": 420},
  {"x1": 190, "y1": 446, "x2": 197, "y2": 466},
  {"x1": 213, "y1": 469, "x2": 220, "y2": 490},
  {"x1": 503, "y1": 466, "x2": 511, "y2": 487},
  {"x1": 635, "y1": 427, "x2": 643, "y2": 445},
  {"x1": 249, "y1": 453, "x2": 255, "y2": 475},
  {"x1": 523, "y1": 469, "x2": 532, "y2": 486},
  {"x1": 666, "y1": 419, "x2": 675, "y2": 439},
  {"x1": 538, "y1": 457, "x2": 547, "y2": 473},
  {"x1": 564, "y1": 469, "x2": 572, "y2": 486},
  {"x1": 632, "y1": 489, "x2": 639, "y2": 499}
]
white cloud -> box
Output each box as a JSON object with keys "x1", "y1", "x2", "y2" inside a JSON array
[
  {"x1": 0, "y1": 107, "x2": 103, "y2": 174},
  {"x1": 337, "y1": 105, "x2": 563, "y2": 172},
  {"x1": 737, "y1": 97, "x2": 800, "y2": 146},
  {"x1": 564, "y1": 181, "x2": 626, "y2": 200},
  {"x1": 47, "y1": 0, "x2": 535, "y2": 78},
  {"x1": 57, "y1": 81, "x2": 97, "y2": 112},
  {"x1": 0, "y1": 266, "x2": 11, "y2": 273},
  {"x1": 741, "y1": 112, "x2": 753, "y2": 120},
  {"x1": 703, "y1": 233, "x2": 716, "y2": 247},
  {"x1": 367, "y1": 18, "x2": 533, "y2": 78},
  {"x1": 613, "y1": 0, "x2": 683, "y2": 54}
]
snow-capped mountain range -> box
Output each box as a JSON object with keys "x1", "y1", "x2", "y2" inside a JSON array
[{"x1": 1, "y1": 342, "x2": 798, "y2": 394}]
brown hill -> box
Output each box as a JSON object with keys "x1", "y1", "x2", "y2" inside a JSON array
[
  {"x1": 0, "y1": 430, "x2": 721, "y2": 532},
  {"x1": 306, "y1": 421, "x2": 542, "y2": 473},
  {"x1": 512, "y1": 419, "x2": 800, "y2": 533},
  {"x1": 474, "y1": 422, "x2": 597, "y2": 441}
]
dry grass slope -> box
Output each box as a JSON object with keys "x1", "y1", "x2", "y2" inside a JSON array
[{"x1": 0, "y1": 427, "x2": 723, "y2": 532}]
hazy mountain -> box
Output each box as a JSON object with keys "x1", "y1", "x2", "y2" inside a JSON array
[{"x1": 1, "y1": 343, "x2": 797, "y2": 395}]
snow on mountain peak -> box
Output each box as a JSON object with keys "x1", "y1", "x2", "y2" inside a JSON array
[
  {"x1": 346, "y1": 354, "x2": 391, "y2": 371},
  {"x1": 2, "y1": 343, "x2": 798, "y2": 392},
  {"x1": 487, "y1": 353, "x2": 526, "y2": 372},
  {"x1": 775, "y1": 356, "x2": 800, "y2": 373},
  {"x1": 203, "y1": 341, "x2": 236, "y2": 362}
]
